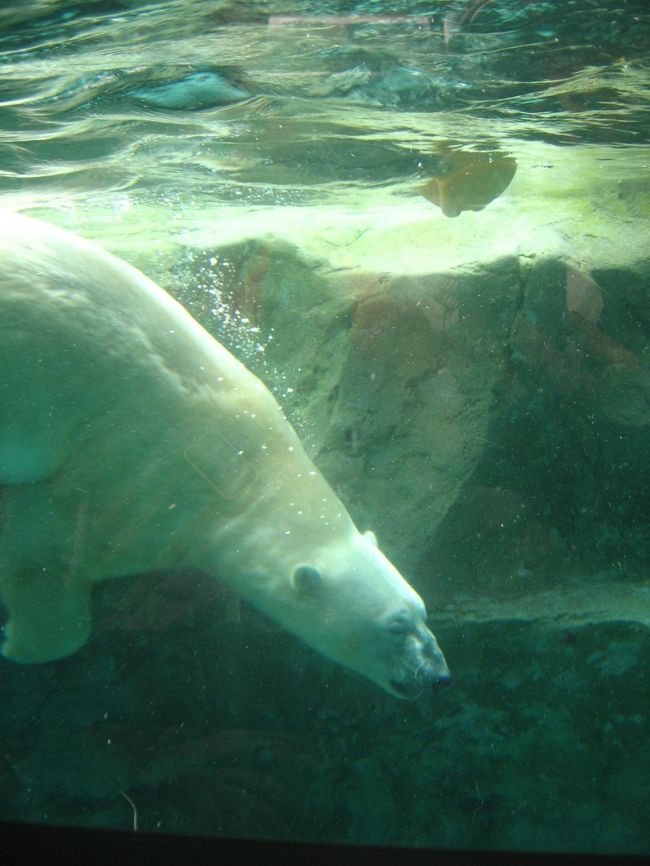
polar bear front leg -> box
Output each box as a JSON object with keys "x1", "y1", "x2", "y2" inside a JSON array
[
  {"x1": 0, "y1": 558, "x2": 92, "y2": 663},
  {"x1": 0, "y1": 486, "x2": 92, "y2": 663}
]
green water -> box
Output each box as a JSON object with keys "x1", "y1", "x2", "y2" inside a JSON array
[{"x1": 1, "y1": 0, "x2": 650, "y2": 854}]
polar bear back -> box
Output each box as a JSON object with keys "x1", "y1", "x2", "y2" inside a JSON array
[
  {"x1": 0, "y1": 212, "x2": 310, "y2": 662},
  {"x1": 0, "y1": 212, "x2": 282, "y2": 486}
]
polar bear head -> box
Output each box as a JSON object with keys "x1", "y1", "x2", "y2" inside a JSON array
[
  {"x1": 221, "y1": 527, "x2": 450, "y2": 699},
  {"x1": 287, "y1": 530, "x2": 450, "y2": 698}
]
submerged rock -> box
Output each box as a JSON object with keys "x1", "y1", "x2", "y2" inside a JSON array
[{"x1": 164, "y1": 206, "x2": 650, "y2": 609}]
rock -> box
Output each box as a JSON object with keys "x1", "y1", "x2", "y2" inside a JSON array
[
  {"x1": 178, "y1": 237, "x2": 521, "y2": 578},
  {"x1": 153, "y1": 208, "x2": 650, "y2": 608}
]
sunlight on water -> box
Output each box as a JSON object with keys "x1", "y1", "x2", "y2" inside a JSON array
[{"x1": 1, "y1": 0, "x2": 648, "y2": 221}]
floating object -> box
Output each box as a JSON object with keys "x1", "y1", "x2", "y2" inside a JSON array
[
  {"x1": 132, "y1": 70, "x2": 249, "y2": 110},
  {"x1": 420, "y1": 145, "x2": 517, "y2": 217}
]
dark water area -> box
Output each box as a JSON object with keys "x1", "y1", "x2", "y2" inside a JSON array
[{"x1": 1, "y1": 0, "x2": 650, "y2": 858}]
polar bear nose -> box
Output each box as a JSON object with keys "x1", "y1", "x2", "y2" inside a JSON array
[
  {"x1": 423, "y1": 632, "x2": 450, "y2": 675},
  {"x1": 431, "y1": 669, "x2": 451, "y2": 688},
  {"x1": 422, "y1": 656, "x2": 451, "y2": 692},
  {"x1": 418, "y1": 635, "x2": 451, "y2": 694},
  {"x1": 388, "y1": 651, "x2": 451, "y2": 699}
]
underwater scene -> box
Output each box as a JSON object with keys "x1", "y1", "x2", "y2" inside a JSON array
[{"x1": 0, "y1": 0, "x2": 649, "y2": 855}]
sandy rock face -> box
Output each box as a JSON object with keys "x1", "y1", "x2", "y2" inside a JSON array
[
  {"x1": 194, "y1": 238, "x2": 521, "y2": 577},
  {"x1": 185, "y1": 229, "x2": 650, "y2": 609}
]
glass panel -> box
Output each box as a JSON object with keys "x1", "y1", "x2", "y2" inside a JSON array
[{"x1": 0, "y1": 0, "x2": 649, "y2": 856}]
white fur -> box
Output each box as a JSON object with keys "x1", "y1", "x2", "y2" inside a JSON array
[{"x1": 0, "y1": 213, "x2": 448, "y2": 697}]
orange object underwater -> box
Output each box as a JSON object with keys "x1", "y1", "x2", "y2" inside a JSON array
[{"x1": 420, "y1": 145, "x2": 517, "y2": 217}]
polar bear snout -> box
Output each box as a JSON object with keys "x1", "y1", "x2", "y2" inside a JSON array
[
  {"x1": 423, "y1": 632, "x2": 451, "y2": 682},
  {"x1": 388, "y1": 630, "x2": 451, "y2": 700}
]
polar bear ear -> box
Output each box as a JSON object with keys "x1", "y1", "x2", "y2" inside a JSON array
[
  {"x1": 364, "y1": 530, "x2": 378, "y2": 547},
  {"x1": 292, "y1": 564, "x2": 324, "y2": 596}
]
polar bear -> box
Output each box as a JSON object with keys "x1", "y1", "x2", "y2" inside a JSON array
[{"x1": 0, "y1": 213, "x2": 449, "y2": 698}]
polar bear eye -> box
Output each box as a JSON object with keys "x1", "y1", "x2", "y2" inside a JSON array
[
  {"x1": 292, "y1": 564, "x2": 324, "y2": 596},
  {"x1": 387, "y1": 614, "x2": 412, "y2": 636}
]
